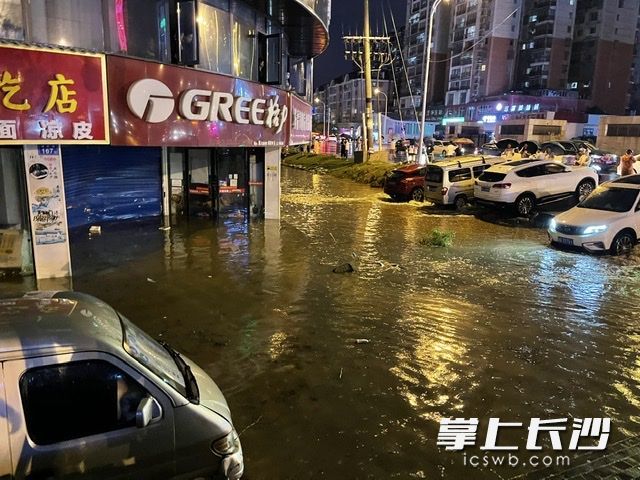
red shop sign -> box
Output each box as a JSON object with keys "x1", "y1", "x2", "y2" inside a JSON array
[
  {"x1": 0, "y1": 45, "x2": 108, "y2": 144},
  {"x1": 108, "y1": 56, "x2": 294, "y2": 148},
  {"x1": 288, "y1": 94, "x2": 312, "y2": 145}
]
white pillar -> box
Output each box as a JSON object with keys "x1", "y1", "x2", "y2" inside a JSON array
[{"x1": 264, "y1": 147, "x2": 281, "y2": 220}]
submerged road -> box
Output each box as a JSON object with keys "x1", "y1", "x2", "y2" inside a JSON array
[{"x1": 5, "y1": 166, "x2": 640, "y2": 479}]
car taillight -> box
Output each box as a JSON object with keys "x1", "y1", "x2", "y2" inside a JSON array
[
  {"x1": 493, "y1": 183, "x2": 512, "y2": 189},
  {"x1": 441, "y1": 187, "x2": 449, "y2": 195}
]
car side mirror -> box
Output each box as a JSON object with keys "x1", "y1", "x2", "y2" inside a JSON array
[{"x1": 136, "y1": 396, "x2": 162, "y2": 428}]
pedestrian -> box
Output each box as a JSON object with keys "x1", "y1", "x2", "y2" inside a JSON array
[
  {"x1": 501, "y1": 144, "x2": 514, "y2": 159},
  {"x1": 521, "y1": 147, "x2": 530, "y2": 158},
  {"x1": 512, "y1": 147, "x2": 522, "y2": 160},
  {"x1": 621, "y1": 149, "x2": 635, "y2": 176},
  {"x1": 543, "y1": 147, "x2": 555, "y2": 161},
  {"x1": 340, "y1": 138, "x2": 347, "y2": 158},
  {"x1": 576, "y1": 147, "x2": 590, "y2": 166}
]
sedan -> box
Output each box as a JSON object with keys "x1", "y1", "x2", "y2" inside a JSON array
[{"x1": 549, "y1": 175, "x2": 640, "y2": 254}]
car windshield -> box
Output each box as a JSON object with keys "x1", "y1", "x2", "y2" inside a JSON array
[
  {"x1": 578, "y1": 186, "x2": 639, "y2": 212},
  {"x1": 120, "y1": 315, "x2": 188, "y2": 397}
]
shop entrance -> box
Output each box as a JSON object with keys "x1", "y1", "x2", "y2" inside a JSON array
[
  {"x1": 0, "y1": 147, "x2": 34, "y2": 281},
  {"x1": 168, "y1": 148, "x2": 253, "y2": 222}
]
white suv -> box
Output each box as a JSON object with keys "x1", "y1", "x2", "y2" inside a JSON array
[
  {"x1": 474, "y1": 159, "x2": 599, "y2": 216},
  {"x1": 549, "y1": 175, "x2": 640, "y2": 254},
  {"x1": 431, "y1": 140, "x2": 457, "y2": 157}
]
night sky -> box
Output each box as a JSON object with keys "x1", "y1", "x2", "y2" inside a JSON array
[{"x1": 314, "y1": 0, "x2": 406, "y2": 87}]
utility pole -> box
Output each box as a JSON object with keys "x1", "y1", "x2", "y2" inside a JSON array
[
  {"x1": 343, "y1": 3, "x2": 392, "y2": 162},
  {"x1": 363, "y1": 0, "x2": 374, "y2": 160}
]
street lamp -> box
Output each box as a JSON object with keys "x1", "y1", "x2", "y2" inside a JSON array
[
  {"x1": 417, "y1": 0, "x2": 448, "y2": 165},
  {"x1": 374, "y1": 87, "x2": 388, "y2": 118},
  {"x1": 374, "y1": 87, "x2": 388, "y2": 151},
  {"x1": 314, "y1": 97, "x2": 326, "y2": 138}
]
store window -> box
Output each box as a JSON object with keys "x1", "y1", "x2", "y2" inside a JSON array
[
  {"x1": 104, "y1": 0, "x2": 171, "y2": 62},
  {"x1": 27, "y1": 0, "x2": 104, "y2": 50},
  {"x1": 232, "y1": 19, "x2": 256, "y2": 80},
  {"x1": 20, "y1": 360, "x2": 147, "y2": 445},
  {"x1": 199, "y1": 2, "x2": 232, "y2": 74},
  {"x1": 0, "y1": 0, "x2": 23, "y2": 40}
]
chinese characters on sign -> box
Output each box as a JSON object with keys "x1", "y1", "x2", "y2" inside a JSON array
[
  {"x1": 437, "y1": 417, "x2": 610, "y2": 451},
  {"x1": 0, "y1": 46, "x2": 108, "y2": 143}
]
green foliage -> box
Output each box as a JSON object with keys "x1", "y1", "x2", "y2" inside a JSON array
[
  {"x1": 419, "y1": 229, "x2": 455, "y2": 248},
  {"x1": 282, "y1": 152, "x2": 397, "y2": 187}
]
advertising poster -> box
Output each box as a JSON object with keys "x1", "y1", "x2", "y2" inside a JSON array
[{"x1": 24, "y1": 145, "x2": 72, "y2": 278}]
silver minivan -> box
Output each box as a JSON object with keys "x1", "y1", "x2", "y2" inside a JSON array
[
  {"x1": 425, "y1": 156, "x2": 505, "y2": 208},
  {"x1": 0, "y1": 291, "x2": 243, "y2": 479}
]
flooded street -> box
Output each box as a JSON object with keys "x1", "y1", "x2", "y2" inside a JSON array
[{"x1": 5, "y1": 166, "x2": 640, "y2": 478}]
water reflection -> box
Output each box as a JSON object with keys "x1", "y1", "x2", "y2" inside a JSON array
[{"x1": 3, "y1": 167, "x2": 640, "y2": 478}]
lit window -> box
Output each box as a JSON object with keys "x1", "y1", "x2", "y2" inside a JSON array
[
  {"x1": 533, "y1": 104, "x2": 540, "y2": 110},
  {"x1": 517, "y1": 105, "x2": 524, "y2": 111},
  {"x1": 529, "y1": 15, "x2": 537, "y2": 22},
  {"x1": 510, "y1": 105, "x2": 516, "y2": 112},
  {"x1": 521, "y1": 43, "x2": 526, "y2": 50},
  {"x1": 529, "y1": 42, "x2": 534, "y2": 48},
  {"x1": 481, "y1": 64, "x2": 486, "y2": 71},
  {"x1": 525, "y1": 104, "x2": 532, "y2": 111}
]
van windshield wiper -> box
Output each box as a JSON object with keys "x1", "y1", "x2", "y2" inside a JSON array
[{"x1": 160, "y1": 341, "x2": 200, "y2": 404}]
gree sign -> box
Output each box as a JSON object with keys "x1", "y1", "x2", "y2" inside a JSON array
[
  {"x1": 108, "y1": 56, "x2": 292, "y2": 147},
  {"x1": 126, "y1": 78, "x2": 288, "y2": 133}
]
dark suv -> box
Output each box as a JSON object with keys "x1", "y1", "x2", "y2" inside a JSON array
[{"x1": 383, "y1": 164, "x2": 427, "y2": 201}]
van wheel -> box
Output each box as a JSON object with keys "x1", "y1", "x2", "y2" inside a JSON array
[
  {"x1": 576, "y1": 179, "x2": 595, "y2": 202},
  {"x1": 411, "y1": 187, "x2": 424, "y2": 202},
  {"x1": 514, "y1": 194, "x2": 536, "y2": 217},
  {"x1": 454, "y1": 195, "x2": 467, "y2": 210},
  {"x1": 611, "y1": 230, "x2": 636, "y2": 255}
]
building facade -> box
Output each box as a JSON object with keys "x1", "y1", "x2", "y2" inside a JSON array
[{"x1": 0, "y1": 0, "x2": 328, "y2": 284}]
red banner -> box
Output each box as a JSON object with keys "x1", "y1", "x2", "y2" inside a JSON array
[
  {"x1": 0, "y1": 45, "x2": 108, "y2": 144},
  {"x1": 108, "y1": 56, "x2": 293, "y2": 148},
  {"x1": 288, "y1": 94, "x2": 313, "y2": 145}
]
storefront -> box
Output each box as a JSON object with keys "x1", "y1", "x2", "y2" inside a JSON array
[
  {"x1": 0, "y1": 45, "x2": 109, "y2": 283},
  {"x1": 0, "y1": 43, "x2": 312, "y2": 283}
]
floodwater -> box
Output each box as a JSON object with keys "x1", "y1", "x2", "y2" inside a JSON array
[{"x1": 4, "y1": 167, "x2": 640, "y2": 479}]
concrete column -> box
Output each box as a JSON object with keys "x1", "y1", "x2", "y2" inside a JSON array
[{"x1": 264, "y1": 147, "x2": 280, "y2": 220}]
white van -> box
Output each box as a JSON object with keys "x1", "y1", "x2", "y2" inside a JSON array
[
  {"x1": 424, "y1": 156, "x2": 505, "y2": 208},
  {"x1": 0, "y1": 291, "x2": 243, "y2": 480}
]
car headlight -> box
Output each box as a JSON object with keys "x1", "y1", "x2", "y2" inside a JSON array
[
  {"x1": 548, "y1": 219, "x2": 557, "y2": 232},
  {"x1": 212, "y1": 428, "x2": 241, "y2": 456},
  {"x1": 583, "y1": 225, "x2": 607, "y2": 235}
]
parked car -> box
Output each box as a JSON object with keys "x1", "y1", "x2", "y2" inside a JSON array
[
  {"x1": 480, "y1": 143, "x2": 501, "y2": 156},
  {"x1": 474, "y1": 159, "x2": 599, "y2": 216},
  {"x1": 424, "y1": 156, "x2": 505, "y2": 209},
  {"x1": 450, "y1": 138, "x2": 476, "y2": 155},
  {"x1": 540, "y1": 141, "x2": 619, "y2": 180},
  {"x1": 384, "y1": 163, "x2": 427, "y2": 201},
  {"x1": 549, "y1": 175, "x2": 640, "y2": 255},
  {"x1": 432, "y1": 140, "x2": 458, "y2": 157},
  {"x1": 0, "y1": 291, "x2": 243, "y2": 480}
]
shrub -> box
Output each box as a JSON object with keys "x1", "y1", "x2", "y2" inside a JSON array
[{"x1": 419, "y1": 229, "x2": 455, "y2": 247}]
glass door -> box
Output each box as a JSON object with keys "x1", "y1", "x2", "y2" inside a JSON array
[
  {"x1": 215, "y1": 148, "x2": 248, "y2": 220},
  {"x1": 187, "y1": 149, "x2": 214, "y2": 218}
]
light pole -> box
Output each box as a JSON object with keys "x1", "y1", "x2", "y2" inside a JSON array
[
  {"x1": 374, "y1": 87, "x2": 388, "y2": 150},
  {"x1": 314, "y1": 97, "x2": 326, "y2": 138},
  {"x1": 374, "y1": 87, "x2": 388, "y2": 118},
  {"x1": 417, "y1": 0, "x2": 446, "y2": 165}
]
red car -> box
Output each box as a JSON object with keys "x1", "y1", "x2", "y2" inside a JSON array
[{"x1": 383, "y1": 164, "x2": 427, "y2": 201}]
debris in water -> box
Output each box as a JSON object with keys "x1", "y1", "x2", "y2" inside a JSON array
[
  {"x1": 339, "y1": 368, "x2": 343, "y2": 380},
  {"x1": 330, "y1": 232, "x2": 337, "y2": 243},
  {"x1": 333, "y1": 263, "x2": 354, "y2": 273},
  {"x1": 355, "y1": 338, "x2": 370, "y2": 344},
  {"x1": 159, "y1": 226, "x2": 171, "y2": 231},
  {"x1": 89, "y1": 225, "x2": 101, "y2": 234},
  {"x1": 146, "y1": 277, "x2": 156, "y2": 283}
]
